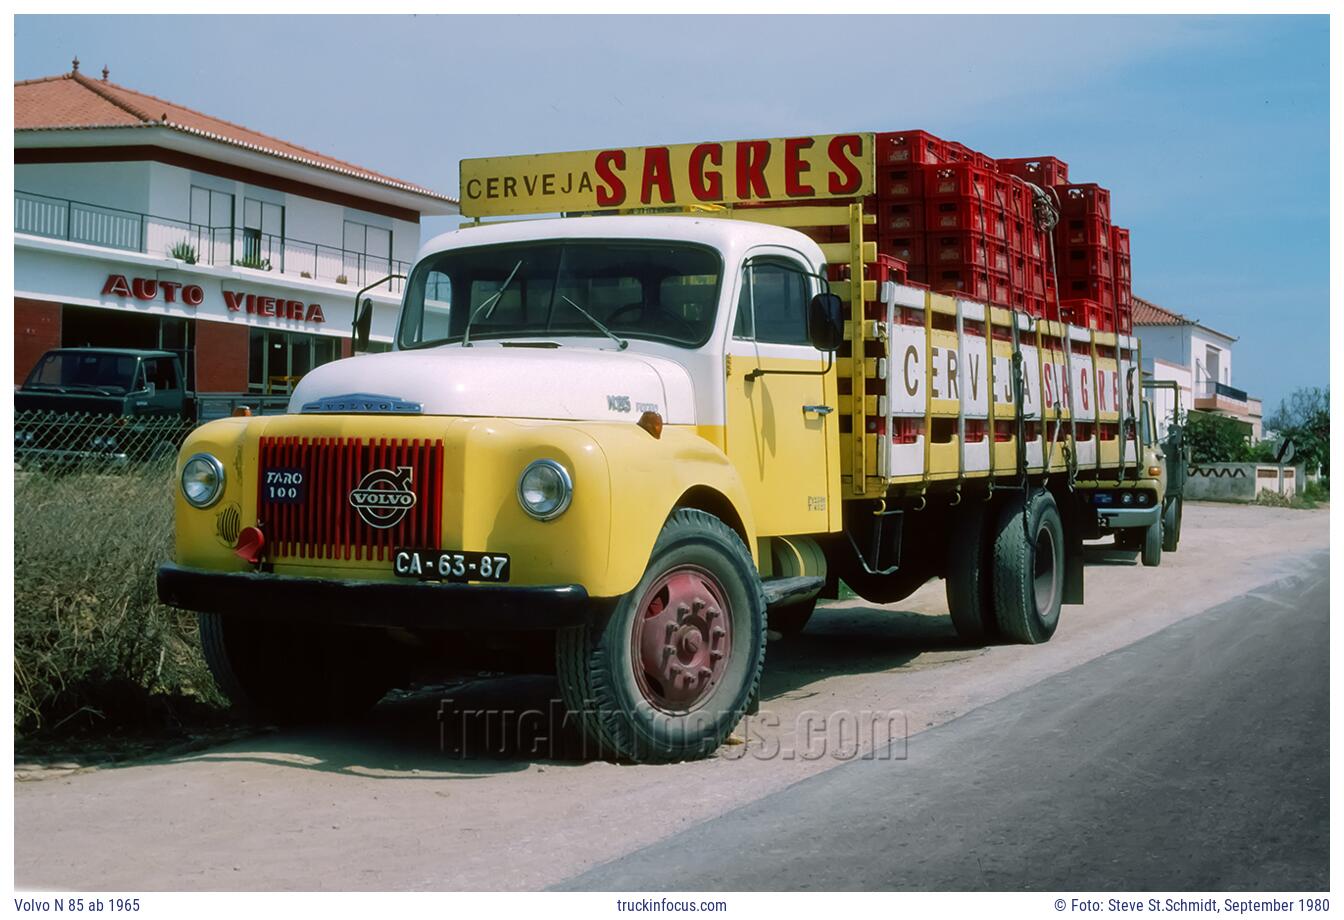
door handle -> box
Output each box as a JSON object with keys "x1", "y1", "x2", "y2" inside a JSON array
[{"x1": 802, "y1": 405, "x2": 833, "y2": 416}]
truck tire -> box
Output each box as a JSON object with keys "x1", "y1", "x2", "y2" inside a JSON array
[
  {"x1": 199, "y1": 612, "x2": 392, "y2": 722},
  {"x1": 1142, "y1": 517, "x2": 1163, "y2": 567},
  {"x1": 555, "y1": 509, "x2": 766, "y2": 763},
  {"x1": 768, "y1": 598, "x2": 816, "y2": 637},
  {"x1": 991, "y1": 490, "x2": 1064, "y2": 644},
  {"x1": 1162, "y1": 498, "x2": 1182, "y2": 553},
  {"x1": 945, "y1": 503, "x2": 998, "y2": 644}
]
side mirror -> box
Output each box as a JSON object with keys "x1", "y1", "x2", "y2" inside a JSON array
[
  {"x1": 353, "y1": 298, "x2": 373, "y2": 353},
  {"x1": 807, "y1": 292, "x2": 845, "y2": 352},
  {"x1": 144, "y1": 381, "x2": 157, "y2": 397}
]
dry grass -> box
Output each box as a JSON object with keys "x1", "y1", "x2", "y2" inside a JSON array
[{"x1": 14, "y1": 467, "x2": 226, "y2": 737}]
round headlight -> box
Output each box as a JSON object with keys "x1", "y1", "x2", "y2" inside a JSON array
[
  {"x1": 517, "y1": 459, "x2": 573, "y2": 521},
  {"x1": 182, "y1": 453, "x2": 225, "y2": 509}
]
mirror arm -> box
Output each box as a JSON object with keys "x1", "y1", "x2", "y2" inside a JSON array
[
  {"x1": 352, "y1": 274, "x2": 407, "y2": 352},
  {"x1": 745, "y1": 351, "x2": 834, "y2": 382}
]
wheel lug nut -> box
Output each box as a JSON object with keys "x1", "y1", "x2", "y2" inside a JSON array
[
  {"x1": 698, "y1": 667, "x2": 712, "y2": 680},
  {"x1": 676, "y1": 603, "x2": 691, "y2": 624},
  {"x1": 693, "y1": 599, "x2": 706, "y2": 612},
  {"x1": 665, "y1": 623, "x2": 676, "y2": 640},
  {"x1": 663, "y1": 644, "x2": 676, "y2": 660},
  {"x1": 711, "y1": 626, "x2": 726, "y2": 640},
  {"x1": 710, "y1": 650, "x2": 724, "y2": 661}
]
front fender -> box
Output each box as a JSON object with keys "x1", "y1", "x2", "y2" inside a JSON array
[{"x1": 582, "y1": 423, "x2": 758, "y2": 597}]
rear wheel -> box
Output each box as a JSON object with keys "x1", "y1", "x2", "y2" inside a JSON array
[
  {"x1": 198, "y1": 613, "x2": 394, "y2": 722},
  {"x1": 945, "y1": 503, "x2": 998, "y2": 644},
  {"x1": 991, "y1": 490, "x2": 1065, "y2": 644},
  {"x1": 1141, "y1": 517, "x2": 1163, "y2": 567},
  {"x1": 1162, "y1": 498, "x2": 1182, "y2": 552},
  {"x1": 555, "y1": 509, "x2": 766, "y2": 763}
]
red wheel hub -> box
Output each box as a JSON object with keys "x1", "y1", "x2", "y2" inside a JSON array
[{"x1": 631, "y1": 566, "x2": 731, "y2": 712}]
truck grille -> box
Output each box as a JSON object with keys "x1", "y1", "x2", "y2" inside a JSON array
[{"x1": 257, "y1": 436, "x2": 444, "y2": 561}]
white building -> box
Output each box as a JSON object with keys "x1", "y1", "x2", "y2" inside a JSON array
[
  {"x1": 1134, "y1": 295, "x2": 1262, "y2": 439},
  {"x1": 14, "y1": 61, "x2": 457, "y2": 394}
]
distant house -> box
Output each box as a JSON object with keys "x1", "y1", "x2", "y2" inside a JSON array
[
  {"x1": 14, "y1": 61, "x2": 457, "y2": 394},
  {"x1": 1134, "y1": 295, "x2": 1262, "y2": 440}
]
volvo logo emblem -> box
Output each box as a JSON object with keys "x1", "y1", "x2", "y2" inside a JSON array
[{"x1": 349, "y1": 466, "x2": 417, "y2": 529}]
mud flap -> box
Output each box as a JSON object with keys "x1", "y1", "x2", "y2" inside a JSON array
[{"x1": 1062, "y1": 493, "x2": 1086, "y2": 606}]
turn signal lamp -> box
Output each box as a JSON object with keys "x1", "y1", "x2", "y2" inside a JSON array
[
  {"x1": 637, "y1": 410, "x2": 663, "y2": 439},
  {"x1": 232, "y1": 406, "x2": 252, "y2": 417},
  {"x1": 1148, "y1": 465, "x2": 1162, "y2": 477}
]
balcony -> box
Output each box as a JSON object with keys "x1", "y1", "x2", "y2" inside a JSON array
[
  {"x1": 16, "y1": 190, "x2": 408, "y2": 293},
  {"x1": 1194, "y1": 380, "x2": 1253, "y2": 416}
]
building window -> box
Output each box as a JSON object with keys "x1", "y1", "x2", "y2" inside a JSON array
[
  {"x1": 343, "y1": 219, "x2": 393, "y2": 285},
  {"x1": 60, "y1": 306, "x2": 195, "y2": 390},
  {"x1": 190, "y1": 186, "x2": 234, "y2": 265},
  {"x1": 242, "y1": 198, "x2": 284, "y2": 268},
  {"x1": 248, "y1": 329, "x2": 340, "y2": 394}
]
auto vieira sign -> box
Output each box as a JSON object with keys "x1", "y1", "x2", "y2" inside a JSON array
[{"x1": 101, "y1": 273, "x2": 326, "y2": 325}]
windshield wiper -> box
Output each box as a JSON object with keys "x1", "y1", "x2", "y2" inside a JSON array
[
  {"x1": 558, "y1": 295, "x2": 628, "y2": 350},
  {"x1": 63, "y1": 383, "x2": 119, "y2": 395},
  {"x1": 462, "y1": 260, "x2": 523, "y2": 348}
]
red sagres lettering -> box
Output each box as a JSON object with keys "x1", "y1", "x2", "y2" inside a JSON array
[
  {"x1": 827, "y1": 135, "x2": 864, "y2": 195},
  {"x1": 594, "y1": 150, "x2": 627, "y2": 207},
  {"x1": 224, "y1": 291, "x2": 247, "y2": 312},
  {"x1": 306, "y1": 304, "x2": 325, "y2": 323},
  {"x1": 102, "y1": 274, "x2": 132, "y2": 297},
  {"x1": 689, "y1": 144, "x2": 723, "y2": 201},
  {"x1": 783, "y1": 137, "x2": 815, "y2": 197},
  {"x1": 736, "y1": 141, "x2": 771, "y2": 200},
  {"x1": 640, "y1": 147, "x2": 675, "y2": 205}
]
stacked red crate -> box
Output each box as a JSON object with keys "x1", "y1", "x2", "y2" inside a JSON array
[
  {"x1": 1052, "y1": 183, "x2": 1114, "y2": 331},
  {"x1": 1111, "y1": 226, "x2": 1133, "y2": 334}
]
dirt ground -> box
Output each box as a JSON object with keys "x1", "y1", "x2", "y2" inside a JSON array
[{"x1": 14, "y1": 501, "x2": 1329, "y2": 891}]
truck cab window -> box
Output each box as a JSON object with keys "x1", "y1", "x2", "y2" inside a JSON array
[
  {"x1": 733, "y1": 260, "x2": 810, "y2": 346},
  {"x1": 143, "y1": 358, "x2": 179, "y2": 391}
]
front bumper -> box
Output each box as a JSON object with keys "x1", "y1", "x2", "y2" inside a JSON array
[
  {"x1": 157, "y1": 563, "x2": 592, "y2": 631},
  {"x1": 1095, "y1": 505, "x2": 1161, "y2": 530}
]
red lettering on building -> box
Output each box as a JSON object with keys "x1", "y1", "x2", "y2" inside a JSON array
[
  {"x1": 183, "y1": 285, "x2": 204, "y2": 307},
  {"x1": 102, "y1": 274, "x2": 133, "y2": 297},
  {"x1": 224, "y1": 290, "x2": 247, "y2": 312},
  {"x1": 131, "y1": 278, "x2": 158, "y2": 300}
]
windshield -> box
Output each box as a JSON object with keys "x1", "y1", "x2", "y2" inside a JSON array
[
  {"x1": 25, "y1": 352, "x2": 140, "y2": 394},
  {"x1": 398, "y1": 240, "x2": 723, "y2": 350}
]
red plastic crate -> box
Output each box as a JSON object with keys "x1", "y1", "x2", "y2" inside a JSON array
[
  {"x1": 1024, "y1": 293, "x2": 1048, "y2": 318},
  {"x1": 1006, "y1": 214, "x2": 1030, "y2": 253},
  {"x1": 926, "y1": 163, "x2": 993, "y2": 200},
  {"x1": 997, "y1": 156, "x2": 1070, "y2": 187},
  {"x1": 926, "y1": 198, "x2": 1004, "y2": 237},
  {"x1": 996, "y1": 175, "x2": 1034, "y2": 219},
  {"x1": 796, "y1": 225, "x2": 850, "y2": 245},
  {"x1": 989, "y1": 271, "x2": 1012, "y2": 306},
  {"x1": 929, "y1": 232, "x2": 988, "y2": 267},
  {"x1": 1056, "y1": 183, "x2": 1112, "y2": 222},
  {"x1": 876, "y1": 130, "x2": 946, "y2": 166},
  {"x1": 1059, "y1": 213, "x2": 1111, "y2": 247},
  {"x1": 878, "y1": 233, "x2": 925, "y2": 266},
  {"x1": 931, "y1": 266, "x2": 993, "y2": 301},
  {"x1": 1112, "y1": 252, "x2": 1132, "y2": 284},
  {"x1": 1110, "y1": 225, "x2": 1131, "y2": 256},
  {"x1": 1025, "y1": 226, "x2": 1046, "y2": 260},
  {"x1": 1065, "y1": 277, "x2": 1115, "y2": 310},
  {"x1": 877, "y1": 164, "x2": 926, "y2": 199},
  {"x1": 1060, "y1": 299, "x2": 1112, "y2": 332},
  {"x1": 1062, "y1": 245, "x2": 1114, "y2": 280},
  {"x1": 881, "y1": 201, "x2": 924, "y2": 232},
  {"x1": 1024, "y1": 257, "x2": 1047, "y2": 296}
]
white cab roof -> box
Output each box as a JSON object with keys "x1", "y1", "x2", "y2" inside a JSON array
[{"x1": 416, "y1": 214, "x2": 826, "y2": 266}]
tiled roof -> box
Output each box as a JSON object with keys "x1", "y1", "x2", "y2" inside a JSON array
[
  {"x1": 15, "y1": 69, "x2": 455, "y2": 205},
  {"x1": 1131, "y1": 296, "x2": 1193, "y2": 326}
]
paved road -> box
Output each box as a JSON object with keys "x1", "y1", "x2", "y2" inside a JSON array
[
  {"x1": 563, "y1": 552, "x2": 1329, "y2": 890},
  {"x1": 14, "y1": 503, "x2": 1329, "y2": 891}
]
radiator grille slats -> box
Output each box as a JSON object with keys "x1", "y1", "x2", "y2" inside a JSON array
[{"x1": 257, "y1": 435, "x2": 444, "y2": 562}]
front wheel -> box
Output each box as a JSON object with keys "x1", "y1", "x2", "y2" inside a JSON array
[
  {"x1": 1162, "y1": 498, "x2": 1182, "y2": 552},
  {"x1": 1142, "y1": 517, "x2": 1163, "y2": 567},
  {"x1": 555, "y1": 509, "x2": 766, "y2": 763}
]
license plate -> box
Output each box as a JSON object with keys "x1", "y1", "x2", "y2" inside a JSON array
[
  {"x1": 393, "y1": 548, "x2": 511, "y2": 583},
  {"x1": 262, "y1": 468, "x2": 306, "y2": 504}
]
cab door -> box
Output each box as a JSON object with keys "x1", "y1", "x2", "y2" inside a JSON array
[{"x1": 724, "y1": 252, "x2": 840, "y2": 537}]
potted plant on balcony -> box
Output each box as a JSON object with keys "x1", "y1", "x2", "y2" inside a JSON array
[
  {"x1": 170, "y1": 241, "x2": 198, "y2": 265},
  {"x1": 233, "y1": 255, "x2": 272, "y2": 271}
]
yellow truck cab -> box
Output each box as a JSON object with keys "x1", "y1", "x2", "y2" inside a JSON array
[
  {"x1": 159, "y1": 133, "x2": 1149, "y2": 763},
  {"x1": 1074, "y1": 393, "x2": 1168, "y2": 566}
]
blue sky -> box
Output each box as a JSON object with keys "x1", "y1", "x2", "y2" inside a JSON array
[{"x1": 15, "y1": 14, "x2": 1328, "y2": 413}]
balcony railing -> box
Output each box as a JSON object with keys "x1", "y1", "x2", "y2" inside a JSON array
[
  {"x1": 1196, "y1": 381, "x2": 1248, "y2": 403},
  {"x1": 16, "y1": 190, "x2": 409, "y2": 293}
]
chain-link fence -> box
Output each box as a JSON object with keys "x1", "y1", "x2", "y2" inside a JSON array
[{"x1": 14, "y1": 410, "x2": 199, "y2": 472}]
